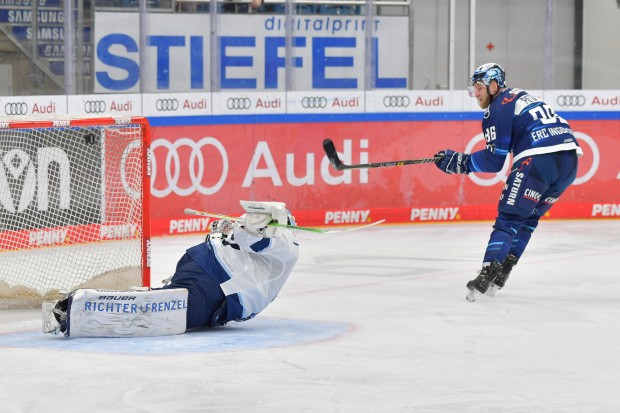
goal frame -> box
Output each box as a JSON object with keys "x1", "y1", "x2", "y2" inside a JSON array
[{"x1": 0, "y1": 115, "x2": 152, "y2": 301}]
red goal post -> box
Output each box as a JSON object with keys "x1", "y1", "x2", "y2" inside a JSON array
[{"x1": 0, "y1": 115, "x2": 151, "y2": 308}]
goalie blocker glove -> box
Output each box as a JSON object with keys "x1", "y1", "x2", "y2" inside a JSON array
[{"x1": 435, "y1": 150, "x2": 471, "y2": 174}]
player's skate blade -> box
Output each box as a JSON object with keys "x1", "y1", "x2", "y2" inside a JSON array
[
  {"x1": 466, "y1": 286, "x2": 479, "y2": 302},
  {"x1": 464, "y1": 261, "x2": 503, "y2": 301},
  {"x1": 486, "y1": 283, "x2": 500, "y2": 297}
]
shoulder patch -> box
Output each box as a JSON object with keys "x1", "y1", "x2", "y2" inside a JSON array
[
  {"x1": 501, "y1": 88, "x2": 524, "y2": 105},
  {"x1": 514, "y1": 93, "x2": 540, "y2": 115}
]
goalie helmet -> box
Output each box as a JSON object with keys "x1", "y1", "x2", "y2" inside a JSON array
[
  {"x1": 207, "y1": 219, "x2": 234, "y2": 240},
  {"x1": 468, "y1": 63, "x2": 506, "y2": 96}
]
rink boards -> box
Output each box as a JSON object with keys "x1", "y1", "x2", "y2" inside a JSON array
[{"x1": 146, "y1": 113, "x2": 620, "y2": 235}]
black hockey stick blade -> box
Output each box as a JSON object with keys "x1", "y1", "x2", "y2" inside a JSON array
[
  {"x1": 322, "y1": 138, "x2": 444, "y2": 170},
  {"x1": 323, "y1": 139, "x2": 345, "y2": 170}
]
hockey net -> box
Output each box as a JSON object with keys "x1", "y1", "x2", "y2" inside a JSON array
[{"x1": 0, "y1": 115, "x2": 151, "y2": 309}]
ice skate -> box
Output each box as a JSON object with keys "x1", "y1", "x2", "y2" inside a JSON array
[
  {"x1": 42, "y1": 298, "x2": 68, "y2": 335},
  {"x1": 465, "y1": 261, "x2": 503, "y2": 302},
  {"x1": 487, "y1": 254, "x2": 518, "y2": 297}
]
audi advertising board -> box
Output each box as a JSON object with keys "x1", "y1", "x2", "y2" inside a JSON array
[
  {"x1": 366, "y1": 90, "x2": 457, "y2": 113},
  {"x1": 67, "y1": 94, "x2": 142, "y2": 117},
  {"x1": 147, "y1": 117, "x2": 620, "y2": 235},
  {"x1": 142, "y1": 93, "x2": 212, "y2": 117},
  {"x1": 2, "y1": 90, "x2": 619, "y2": 237},
  {"x1": 94, "y1": 13, "x2": 409, "y2": 93},
  {"x1": 213, "y1": 92, "x2": 286, "y2": 115},
  {"x1": 0, "y1": 96, "x2": 68, "y2": 117},
  {"x1": 545, "y1": 90, "x2": 620, "y2": 110},
  {"x1": 2, "y1": 90, "x2": 620, "y2": 118},
  {"x1": 287, "y1": 91, "x2": 365, "y2": 114}
]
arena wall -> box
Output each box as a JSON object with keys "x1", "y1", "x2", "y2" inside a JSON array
[{"x1": 1, "y1": 89, "x2": 618, "y2": 235}]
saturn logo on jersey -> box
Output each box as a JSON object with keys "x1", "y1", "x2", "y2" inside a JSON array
[{"x1": 507, "y1": 172, "x2": 524, "y2": 206}]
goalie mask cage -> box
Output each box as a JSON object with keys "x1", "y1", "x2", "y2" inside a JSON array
[{"x1": 0, "y1": 115, "x2": 151, "y2": 309}]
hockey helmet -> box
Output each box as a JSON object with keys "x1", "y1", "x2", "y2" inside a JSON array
[
  {"x1": 207, "y1": 219, "x2": 234, "y2": 240},
  {"x1": 468, "y1": 63, "x2": 506, "y2": 96}
]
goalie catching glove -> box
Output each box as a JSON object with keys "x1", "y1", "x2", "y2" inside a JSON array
[
  {"x1": 239, "y1": 200, "x2": 296, "y2": 238},
  {"x1": 435, "y1": 149, "x2": 471, "y2": 175}
]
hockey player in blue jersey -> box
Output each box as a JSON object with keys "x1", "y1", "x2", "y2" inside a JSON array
[
  {"x1": 434, "y1": 63, "x2": 582, "y2": 301},
  {"x1": 43, "y1": 201, "x2": 300, "y2": 337}
]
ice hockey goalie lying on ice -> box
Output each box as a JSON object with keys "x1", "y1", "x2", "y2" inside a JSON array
[{"x1": 42, "y1": 201, "x2": 299, "y2": 338}]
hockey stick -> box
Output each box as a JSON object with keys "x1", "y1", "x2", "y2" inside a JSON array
[
  {"x1": 323, "y1": 139, "x2": 444, "y2": 171},
  {"x1": 184, "y1": 208, "x2": 385, "y2": 234}
]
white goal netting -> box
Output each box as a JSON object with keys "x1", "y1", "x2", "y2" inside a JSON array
[{"x1": 0, "y1": 116, "x2": 150, "y2": 308}]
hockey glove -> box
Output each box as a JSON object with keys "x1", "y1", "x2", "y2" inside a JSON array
[
  {"x1": 241, "y1": 212, "x2": 272, "y2": 236},
  {"x1": 259, "y1": 224, "x2": 285, "y2": 238},
  {"x1": 239, "y1": 212, "x2": 286, "y2": 238},
  {"x1": 242, "y1": 213, "x2": 286, "y2": 238},
  {"x1": 435, "y1": 150, "x2": 471, "y2": 175},
  {"x1": 240, "y1": 200, "x2": 288, "y2": 225}
]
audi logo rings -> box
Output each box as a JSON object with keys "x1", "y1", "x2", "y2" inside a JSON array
[
  {"x1": 4, "y1": 102, "x2": 28, "y2": 116},
  {"x1": 556, "y1": 95, "x2": 586, "y2": 107},
  {"x1": 383, "y1": 96, "x2": 410, "y2": 108},
  {"x1": 150, "y1": 137, "x2": 228, "y2": 198},
  {"x1": 156, "y1": 99, "x2": 179, "y2": 111},
  {"x1": 84, "y1": 100, "x2": 107, "y2": 114},
  {"x1": 301, "y1": 97, "x2": 328, "y2": 109},
  {"x1": 226, "y1": 98, "x2": 252, "y2": 110}
]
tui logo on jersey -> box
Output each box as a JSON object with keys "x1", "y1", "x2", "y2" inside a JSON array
[
  {"x1": 518, "y1": 157, "x2": 533, "y2": 171},
  {"x1": 501, "y1": 95, "x2": 517, "y2": 105}
]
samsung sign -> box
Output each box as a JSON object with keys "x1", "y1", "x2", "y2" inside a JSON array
[{"x1": 94, "y1": 13, "x2": 408, "y2": 93}]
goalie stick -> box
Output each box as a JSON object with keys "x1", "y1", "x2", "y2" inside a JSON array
[
  {"x1": 323, "y1": 138, "x2": 444, "y2": 171},
  {"x1": 184, "y1": 209, "x2": 385, "y2": 234}
]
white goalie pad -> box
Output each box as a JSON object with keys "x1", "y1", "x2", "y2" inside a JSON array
[{"x1": 66, "y1": 288, "x2": 188, "y2": 338}]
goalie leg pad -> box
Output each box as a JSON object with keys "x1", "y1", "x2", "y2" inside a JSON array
[{"x1": 65, "y1": 288, "x2": 188, "y2": 338}]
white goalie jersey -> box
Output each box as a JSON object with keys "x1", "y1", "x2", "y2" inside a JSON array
[{"x1": 212, "y1": 221, "x2": 299, "y2": 321}]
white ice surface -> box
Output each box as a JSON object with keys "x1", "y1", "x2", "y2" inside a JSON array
[{"x1": 1, "y1": 220, "x2": 619, "y2": 413}]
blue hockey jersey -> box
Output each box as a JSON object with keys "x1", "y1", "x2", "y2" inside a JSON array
[{"x1": 468, "y1": 88, "x2": 583, "y2": 173}]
